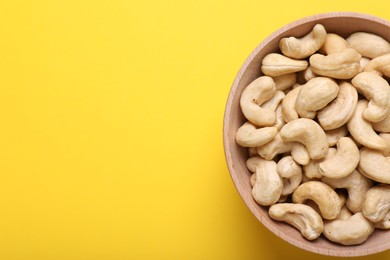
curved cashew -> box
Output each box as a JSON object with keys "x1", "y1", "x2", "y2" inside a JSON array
[
  {"x1": 246, "y1": 156, "x2": 263, "y2": 173},
  {"x1": 362, "y1": 185, "x2": 390, "y2": 222},
  {"x1": 318, "y1": 137, "x2": 360, "y2": 179},
  {"x1": 262, "y1": 91, "x2": 285, "y2": 111},
  {"x1": 290, "y1": 143, "x2": 310, "y2": 165},
  {"x1": 274, "y1": 104, "x2": 285, "y2": 130},
  {"x1": 279, "y1": 24, "x2": 326, "y2": 59},
  {"x1": 317, "y1": 81, "x2": 358, "y2": 130},
  {"x1": 364, "y1": 53, "x2": 390, "y2": 77},
  {"x1": 303, "y1": 148, "x2": 336, "y2": 179},
  {"x1": 346, "y1": 32, "x2": 390, "y2": 58},
  {"x1": 320, "y1": 33, "x2": 349, "y2": 54},
  {"x1": 273, "y1": 73, "x2": 297, "y2": 91},
  {"x1": 280, "y1": 119, "x2": 328, "y2": 160},
  {"x1": 323, "y1": 212, "x2": 374, "y2": 245},
  {"x1": 373, "y1": 114, "x2": 390, "y2": 132},
  {"x1": 282, "y1": 86, "x2": 301, "y2": 122},
  {"x1": 292, "y1": 181, "x2": 341, "y2": 220},
  {"x1": 235, "y1": 122, "x2": 278, "y2": 147},
  {"x1": 306, "y1": 191, "x2": 346, "y2": 216},
  {"x1": 375, "y1": 211, "x2": 390, "y2": 229},
  {"x1": 351, "y1": 72, "x2": 390, "y2": 122},
  {"x1": 358, "y1": 147, "x2": 390, "y2": 184},
  {"x1": 322, "y1": 170, "x2": 373, "y2": 213},
  {"x1": 360, "y1": 57, "x2": 371, "y2": 70},
  {"x1": 261, "y1": 53, "x2": 308, "y2": 77},
  {"x1": 239, "y1": 76, "x2": 276, "y2": 126},
  {"x1": 269, "y1": 203, "x2": 324, "y2": 240},
  {"x1": 325, "y1": 125, "x2": 348, "y2": 146},
  {"x1": 277, "y1": 156, "x2": 303, "y2": 195},
  {"x1": 252, "y1": 159, "x2": 282, "y2": 206},
  {"x1": 257, "y1": 133, "x2": 290, "y2": 160},
  {"x1": 295, "y1": 77, "x2": 339, "y2": 119},
  {"x1": 310, "y1": 48, "x2": 361, "y2": 79},
  {"x1": 347, "y1": 100, "x2": 386, "y2": 150}
]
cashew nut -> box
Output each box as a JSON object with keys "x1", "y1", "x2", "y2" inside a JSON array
[
  {"x1": 292, "y1": 181, "x2": 341, "y2": 220},
  {"x1": 310, "y1": 48, "x2": 361, "y2": 79},
  {"x1": 337, "y1": 206, "x2": 353, "y2": 220},
  {"x1": 375, "y1": 211, "x2": 390, "y2": 229},
  {"x1": 322, "y1": 170, "x2": 373, "y2": 213},
  {"x1": 252, "y1": 159, "x2": 282, "y2": 206},
  {"x1": 380, "y1": 133, "x2": 390, "y2": 157},
  {"x1": 306, "y1": 191, "x2": 346, "y2": 216},
  {"x1": 318, "y1": 137, "x2": 359, "y2": 179},
  {"x1": 235, "y1": 122, "x2": 278, "y2": 147},
  {"x1": 358, "y1": 147, "x2": 390, "y2": 184},
  {"x1": 347, "y1": 100, "x2": 386, "y2": 150},
  {"x1": 351, "y1": 72, "x2": 390, "y2": 122},
  {"x1": 295, "y1": 77, "x2": 339, "y2": 119},
  {"x1": 323, "y1": 212, "x2": 374, "y2": 245},
  {"x1": 262, "y1": 91, "x2": 285, "y2": 111},
  {"x1": 281, "y1": 86, "x2": 300, "y2": 122},
  {"x1": 303, "y1": 148, "x2": 336, "y2": 179},
  {"x1": 273, "y1": 73, "x2": 297, "y2": 91},
  {"x1": 280, "y1": 119, "x2": 328, "y2": 160},
  {"x1": 290, "y1": 143, "x2": 310, "y2": 166},
  {"x1": 302, "y1": 67, "x2": 316, "y2": 82},
  {"x1": 362, "y1": 185, "x2": 390, "y2": 222},
  {"x1": 373, "y1": 114, "x2": 390, "y2": 132},
  {"x1": 317, "y1": 81, "x2": 358, "y2": 130},
  {"x1": 274, "y1": 104, "x2": 285, "y2": 130},
  {"x1": 320, "y1": 33, "x2": 349, "y2": 54},
  {"x1": 239, "y1": 76, "x2": 276, "y2": 126},
  {"x1": 325, "y1": 125, "x2": 348, "y2": 146},
  {"x1": 261, "y1": 53, "x2": 308, "y2": 77},
  {"x1": 269, "y1": 203, "x2": 324, "y2": 240},
  {"x1": 360, "y1": 57, "x2": 371, "y2": 70},
  {"x1": 364, "y1": 53, "x2": 390, "y2": 77},
  {"x1": 279, "y1": 24, "x2": 326, "y2": 59},
  {"x1": 246, "y1": 156, "x2": 263, "y2": 173},
  {"x1": 277, "y1": 156, "x2": 302, "y2": 195},
  {"x1": 346, "y1": 32, "x2": 390, "y2": 58},
  {"x1": 257, "y1": 133, "x2": 290, "y2": 160}
]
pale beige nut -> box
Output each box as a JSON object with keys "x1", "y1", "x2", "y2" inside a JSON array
[
  {"x1": 282, "y1": 86, "x2": 301, "y2": 122},
  {"x1": 360, "y1": 57, "x2": 371, "y2": 70},
  {"x1": 274, "y1": 104, "x2": 285, "y2": 130},
  {"x1": 302, "y1": 67, "x2": 316, "y2": 82},
  {"x1": 279, "y1": 24, "x2": 327, "y2": 59},
  {"x1": 358, "y1": 147, "x2": 390, "y2": 184},
  {"x1": 269, "y1": 203, "x2": 324, "y2": 240},
  {"x1": 347, "y1": 32, "x2": 390, "y2": 58},
  {"x1": 373, "y1": 114, "x2": 390, "y2": 132},
  {"x1": 310, "y1": 48, "x2": 361, "y2": 79},
  {"x1": 303, "y1": 148, "x2": 336, "y2": 179},
  {"x1": 235, "y1": 122, "x2": 278, "y2": 147},
  {"x1": 277, "y1": 156, "x2": 303, "y2": 196},
  {"x1": 322, "y1": 170, "x2": 373, "y2": 213},
  {"x1": 273, "y1": 73, "x2": 297, "y2": 91},
  {"x1": 364, "y1": 53, "x2": 390, "y2": 77},
  {"x1": 337, "y1": 206, "x2": 353, "y2": 220},
  {"x1": 257, "y1": 133, "x2": 290, "y2": 160},
  {"x1": 320, "y1": 33, "x2": 349, "y2": 54},
  {"x1": 280, "y1": 118, "x2": 328, "y2": 160},
  {"x1": 239, "y1": 76, "x2": 276, "y2": 126},
  {"x1": 375, "y1": 211, "x2": 390, "y2": 229},
  {"x1": 347, "y1": 100, "x2": 386, "y2": 150},
  {"x1": 246, "y1": 156, "x2": 263, "y2": 173},
  {"x1": 290, "y1": 143, "x2": 310, "y2": 166},
  {"x1": 295, "y1": 77, "x2": 339, "y2": 119},
  {"x1": 323, "y1": 212, "x2": 374, "y2": 245},
  {"x1": 362, "y1": 185, "x2": 390, "y2": 222},
  {"x1": 325, "y1": 125, "x2": 349, "y2": 146},
  {"x1": 318, "y1": 137, "x2": 359, "y2": 179},
  {"x1": 317, "y1": 81, "x2": 358, "y2": 130},
  {"x1": 252, "y1": 159, "x2": 282, "y2": 206},
  {"x1": 292, "y1": 181, "x2": 341, "y2": 220},
  {"x1": 351, "y1": 72, "x2": 390, "y2": 122},
  {"x1": 262, "y1": 91, "x2": 285, "y2": 111},
  {"x1": 380, "y1": 133, "x2": 390, "y2": 156},
  {"x1": 250, "y1": 173, "x2": 256, "y2": 187},
  {"x1": 261, "y1": 53, "x2": 308, "y2": 77}
]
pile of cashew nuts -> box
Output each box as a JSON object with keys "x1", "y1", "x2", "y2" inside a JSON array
[{"x1": 236, "y1": 24, "x2": 390, "y2": 246}]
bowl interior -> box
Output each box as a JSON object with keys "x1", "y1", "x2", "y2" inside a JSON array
[{"x1": 223, "y1": 12, "x2": 390, "y2": 257}]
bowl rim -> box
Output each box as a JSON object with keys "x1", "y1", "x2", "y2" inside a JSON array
[{"x1": 223, "y1": 11, "x2": 390, "y2": 257}]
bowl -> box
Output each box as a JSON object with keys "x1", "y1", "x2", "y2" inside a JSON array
[{"x1": 223, "y1": 12, "x2": 390, "y2": 257}]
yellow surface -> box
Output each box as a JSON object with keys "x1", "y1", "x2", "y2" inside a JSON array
[{"x1": 0, "y1": 0, "x2": 390, "y2": 259}]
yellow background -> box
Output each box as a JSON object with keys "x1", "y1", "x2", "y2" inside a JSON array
[{"x1": 0, "y1": 0, "x2": 390, "y2": 259}]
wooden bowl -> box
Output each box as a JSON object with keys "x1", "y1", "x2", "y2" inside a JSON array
[{"x1": 223, "y1": 12, "x2": 390, "y2": 257}]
